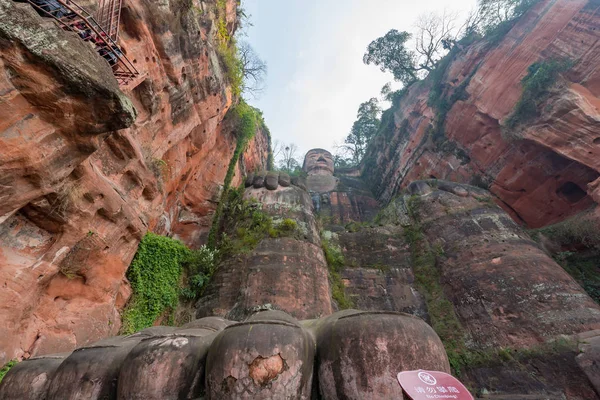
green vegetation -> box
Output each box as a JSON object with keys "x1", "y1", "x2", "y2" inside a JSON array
[
  {"x1": 345, "y1": 221, "x2": 373, "y2": 233},
  {"x1": 321, "y1": 238, "x2": 354, "y2": 309},
  {"x1": 215, "y1": 1, "x2": 267, "y2": 98},
  {"x1": 453, "y1": 337, "x2": 578, "y2": 379},
  {"x1": 476, "y1": 0, "x2": 540, "y2": 45},
  {"x1": 530, "y1": 214, "x2": 600, "y2": 304},
  {"x1": 215, "y1": 0, "x2": 243, "y2": 98},
  {"x1": 363, "y1": 30, "x2": 418, "y2": 86},
  {"x1": 554, "y1": 251, "x2": 600, "y2": 304},
  {"x1": 278, "y1": 218, "x2": 297, "y2": 233},
  {"x1": 404, "y1": 195, "x2": 468, "y2": 374},
  {"x1": 335, "y1": 98, "x2": 382, "y2": 167},
  {"x1": 217, "y1": 42, "x2": 244, "y2": 98},
  {"x1": 531, "y1": 214, "x2": 600, "y2": 250},
  {"x1": 216, "y1": 186, "x2": 300, "y2": 258},
  {"x1": 179, "y1": 245, "x2": 218, "y2": 300},
  {"x1": 208, "y1": 101, "x2": 265, "y2": 248},
  {"x1": 503, "y1": 59, "x2": 572, "y2": 136},
  {"x1": 0, "y1": 360, "x2": 17, "y2": 384},
  {"x1": 427, "y1": 48, "x2": 477, "y2": 161},
  {"x1": 358, "y1": 0, "x2": 539, "y2": 170},
  {"x1": 121, "y1": 233, "x2": 216, "y2": 334}
]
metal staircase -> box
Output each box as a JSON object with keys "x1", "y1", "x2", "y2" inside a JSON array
[
  {"x1": 16, "y1": 0, "x2": 139, "y2": 86},
  {"x1": 96, "y1": 0, "x2": 122, "y2": 42}
]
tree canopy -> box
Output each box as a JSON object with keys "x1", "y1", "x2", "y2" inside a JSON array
[
  {"x1": 363, "y1": 30, "x2": 417, "y2": 86},
  {"x1": 337, "y1": 98, "x2": 382, "y2": 165}
]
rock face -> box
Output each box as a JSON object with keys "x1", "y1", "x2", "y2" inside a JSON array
[
  {"x1": 308, "y1": 310, "x2": 450, "y2": 400},
  {"x1": 303, "y1": 149, "x2": 380, "y2": 226},
  {"x1": 0, "y1": 0, "x2": 269, "y2": 364},
  {"x1": 0, "y1": 311, "x2": 451, "y2": 400},
  {"x1": 407, "y1": 180, "x2": 600, "y2": 348},
  {"x1": 197, "y1": 179, "x2": 333, "y2": 320},
  {"x1": 335, "y1": 226, "x2": 428, "y2": 318},
  {"x1": 362, "y1": 0, "x2": 600, "y2": 229}
]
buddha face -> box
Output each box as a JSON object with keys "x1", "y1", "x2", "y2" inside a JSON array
[{"x1": 303, "y1": 149, "x2": 334, "y2": 176}]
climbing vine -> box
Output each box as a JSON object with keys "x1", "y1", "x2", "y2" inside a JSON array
[
  {"x1": 208, "y1": 101, "x2": 264, "y2": 249},
  {"x1": 404, "y1": 195, "x2": 468, "y2": 374},
  {"x1": 215, "y1": 0, "x2": 243, "y2": 97},
  {"x1": 321, "y1": 238, "x2": 354, "y2": 310}
]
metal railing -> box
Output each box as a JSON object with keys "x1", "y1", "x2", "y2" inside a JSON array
[
  {"x1": 19, "y1": 0, "x2": 138, "y2": 85},
  {"x1": 97, "y1": 0, "x2": 122, "y2": 42}
]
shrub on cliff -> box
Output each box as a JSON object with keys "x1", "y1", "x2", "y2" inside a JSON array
[
  {"x1": 0, "y1": 360, "x2": 17, "y2": 384},
  {"x1": 215, "y1": 1, "x2": 266, "y2": 98},
  {"x1": 122, "y1": 233, "x2": 215, "y2": 334},
  {"x1": 503, "y1": 59, "x2": 572, "y2": 136}
]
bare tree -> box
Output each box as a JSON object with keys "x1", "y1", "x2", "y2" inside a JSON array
[
  {"x1": 271, "y1": 139, "x2": 284, "y2": 161},
  {"x1": 238, "y1": 40, "x2": 267, "y2": 98},
  {"x1": 276, "y1": 143, "x2": 300, "y2": 173},
  {"x1": 457, "y1": 7, "x2": 486, "y2": 38},
  {"x1": 413, "y1": 10, "x2": 458, "y2": 75}
]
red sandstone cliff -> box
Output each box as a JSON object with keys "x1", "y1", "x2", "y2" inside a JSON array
[
  {"x1": 363, "y1": 0, "x2": 600, "y2": 229},
  {"x1": 0, "y1": 0, "x2": 269, "y2": 364}
]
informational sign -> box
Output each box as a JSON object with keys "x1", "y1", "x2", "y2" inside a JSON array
[{"x1": 397, "y1": 370, "x2": 474, "y2": 400}]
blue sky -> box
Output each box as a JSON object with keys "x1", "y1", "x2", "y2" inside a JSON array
[{"x1": 242, "y1": 0, "x2": 476, "y2": 161}]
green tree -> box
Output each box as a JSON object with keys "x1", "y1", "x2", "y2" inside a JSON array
[
  {"x1": 341, "y1": 98, "x2": 381, "y2": 164},
  {"x1": 363, "y1": 10, "x2": 457, "y2": 86},
  {"x1": 363, "y1": 30, "x2": 417, "y2": 86}
]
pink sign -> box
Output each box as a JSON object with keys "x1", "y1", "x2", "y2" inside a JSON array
[{"x1": 397, "y1": 370, "x2": 474, "y2": 400}]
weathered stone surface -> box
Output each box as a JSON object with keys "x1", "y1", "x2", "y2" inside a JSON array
[
  {"x1": 197, "y1": 237, "x2": 332, "y2": 321},
  {"x1": 205, "y1": 311, "x2": 315, "y2": 399},
  {"x1": 306, "y1": 310, "x2": 450, "y2": 400},
  {"x1": 245, "y1": 173, "x2": 255, "y2": 188},
  {"x1": 362, "y1": 0, "x2": 600, "y2": 228},
  {"x1": 278, "y1": 172, "x2": 291, "y2": 187},
  {"x1": 253, "y1": 171, "x2": 266, "y2": 188},
  {"x1": 577, "y1": 330, "x2": 600, "y2": 396},
  {"x1": 179, "y1": 316, "x2": 234, "y2": 331},
  {"x1": 0, "y1": 0, "x2": 269, "y2": 364},
  {"x1": 411, "y1": 180, "x2": 600, "y2": 348},
  {"x1": 461, "y1": 341, "x2": 600, "y2": 400},
  {"x1": 117, "y1": 327, "x2": 223, "y2": 399},
  {"x1": 302, "y1": 150, "x2": 380, "y2": 226},
  {"x1": 290, "y1": 176, "x2": 307, "y2": 191},
  {"x1": 265, "y1": 171, "x2": 279, "y2": 190},
  {"x1": 0, "y1": 310, "x2": 454, "y2": 399},
  {"x1": 336, "y1": 226, "x2": 428, "y2": 318},
  {"x1": 197, "y1": 185, "x2": 332, "y2": 321},
  {"x1": 46, "y1": 335, "x2": 142, "y2": 400},
  {"x1": 0, "y1": 353, "x2": 68, "y2": 400},
  {"x1": 303, "y1": 148, "x2": 335, "y2": 176}
]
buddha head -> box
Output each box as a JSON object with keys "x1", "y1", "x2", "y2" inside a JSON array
[{"x1": 303, "y1": 149, "x2": 334, "y2": 176}]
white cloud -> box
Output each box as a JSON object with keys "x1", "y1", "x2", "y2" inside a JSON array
[{"x1": 244, "y1": 0, "x2": 477, "y2": 160}]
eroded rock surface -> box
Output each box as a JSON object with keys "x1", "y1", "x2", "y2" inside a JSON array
[
  {"x1": 197, "y1": 181, "x2": 333, "y2": 320},
  {"x1": 304, "y1": 149, "x2": 380, "y2": 226},
  {"x1": 406, "y1": 180, "x2": 600, "y2": 348},
  {"x1": 362, "y1": 0, "x2": 600, "y2": 228},
  {"x1": 0, "y1": 0, "x2": 268, "y2": 364},
  {"x1": 0, "y1": 311, "x2": 451, "y2": 400}
]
